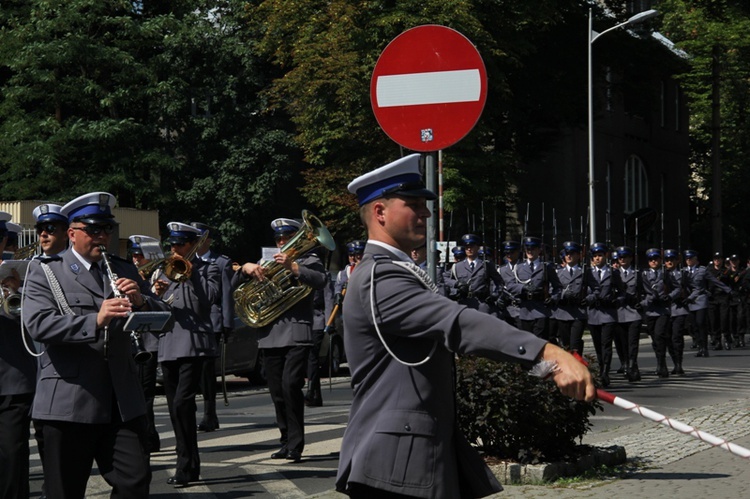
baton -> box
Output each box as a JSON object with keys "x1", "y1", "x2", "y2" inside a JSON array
[
  {"x1": 221, "y1": 332, "x2": 229, "y2": 406},
  {"x1": 564, "y1": 353, "x2": 750, "y2": 459}
]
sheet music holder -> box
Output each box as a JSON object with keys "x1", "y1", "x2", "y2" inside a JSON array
[
  {"x1": 124, "y1": 311, "x2": 173, "y2": 333},
  {"x1": 0, "y1": 260, "x2": 30, "y2": 280}
]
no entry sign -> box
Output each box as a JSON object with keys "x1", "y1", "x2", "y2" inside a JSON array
[{"x1": 370, "y1": 25, "x2": 488, "y2": 152}]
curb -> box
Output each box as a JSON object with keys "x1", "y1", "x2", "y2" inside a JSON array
[{"x1": 489, "y1": 445, "x2": 627, "y2": 484}]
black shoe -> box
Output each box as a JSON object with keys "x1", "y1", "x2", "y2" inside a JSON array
[
  {"x1": 672, "y1": 364, "x2": 685, "y2": 376},
  {"x1": 271, "y1": 447, "x2": 289, "y2": 459},
  {"x1": 197, "y1": 420, "x2": 219, "y2": 432},
  {"x1": 616, "y1": 365, "x2": 625, "y2": 374},
  {"x1": 600, "y1": 372, "x2": 610, "y2": 387},
  {"x1": 286, "y1": 450, "x2": 302, "y2": 463},
  {"x1": 628, "y1": 366, "x2": 641, "y2": 382},
  {"x1": 167, "y1": 472, "x2": 198, "y2": 487},
  {"x1": 305, "y1": 398, "x2": 323, "y2": 407},
  {"x1": 657, "y1": 367, "x2": 669, "y2": 379}
]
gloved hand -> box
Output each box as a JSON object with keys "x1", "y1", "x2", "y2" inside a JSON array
[
  {"x1": 456, "y1": 280, "x2": 470, "y2": 299},
  {"x1": 334, "y1": 293, "x2": 344, "y2": 307}
]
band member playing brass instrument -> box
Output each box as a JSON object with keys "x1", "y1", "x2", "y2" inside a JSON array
[
  {"x1": 153, "y1": 222, "x2": 220, "y2": 487},
  {"x1": 233, "y1": 216, "x2": 330, "y2": 463}
]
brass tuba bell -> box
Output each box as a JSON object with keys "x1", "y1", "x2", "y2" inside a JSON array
[{"x1": 234, "y1": 210, "x2": 335, "y2": 328}]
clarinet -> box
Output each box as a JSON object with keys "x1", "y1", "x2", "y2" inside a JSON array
[{"x1": 99, "y1": 245, "x2": 152, "y2": 364}]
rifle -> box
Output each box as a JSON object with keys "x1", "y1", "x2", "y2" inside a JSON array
[
  {"x1": 552, "y1": 208, "x2": 558, "y2": 267},
  {"x1": 579, "y1": 211, "x2": 590, "y2": 303},
  {"x1": 541, "y1": 203, "x2": 550, "y2": 302},
  {"x1": 661, "y1": 212, "x2": 670, "y2": 293}
]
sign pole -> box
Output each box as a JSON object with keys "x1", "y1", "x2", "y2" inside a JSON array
[{"x1": 426, "y1": 152, "x2": 438, "y2": 283}]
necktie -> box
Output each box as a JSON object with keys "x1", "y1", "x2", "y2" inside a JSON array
[
  {"x1": 90, "y1": 263, "x2": 104, "y2": 292},
  {"x1": 598, "y1": 268, "x2": 602, "y2": 282},
  {"x1": 569, "y1": 267, "x2": 574, "y2": 277},
  {"x1": 529, "y1": 261, "x2": 534, "y2": 273},
  {"x1": 470, "y1": 261, "x2": 475, "y2": 271}
]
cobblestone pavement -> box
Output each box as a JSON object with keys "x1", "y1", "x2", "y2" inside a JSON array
[{"x1": 497, "y1": 397, "x2": 750, "y2": 498}]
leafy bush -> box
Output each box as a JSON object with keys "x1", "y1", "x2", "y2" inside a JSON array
[{"x1": 455, "y1": 355, "x2": 603, "y2": 464}]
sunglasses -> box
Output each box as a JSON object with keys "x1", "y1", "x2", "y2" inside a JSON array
[
  {"x1": 36, "y1": 223, "x2": 60, "y2": 235},
  {"x1": 171, "y1": 242, "x2": 187, "y2": 247},
  {"x1": 72, "y1": 224, "x2": 115, "y2": 236}
]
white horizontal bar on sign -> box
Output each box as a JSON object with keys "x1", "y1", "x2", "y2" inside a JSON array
[{"x1": 376, "y1": 69, "x2": 481, "y2": 108}]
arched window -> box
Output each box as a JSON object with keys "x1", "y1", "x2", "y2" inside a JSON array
[{"x1": 624, "y1": 155, "x2": 648, "y2": 214}]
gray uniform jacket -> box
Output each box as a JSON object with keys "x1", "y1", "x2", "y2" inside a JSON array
[
  {"x1": 313, "y1": 271, "x2": 334, "y2": 331},
  {"x1": 585, "y1": 265, "x2": 619, "y2": 325},
  {"x1": 0, "y1": 315, "x2": 37, "y2": 396},
  {"x1": 448, "y1": 258, "x2": 504, "y2": 301},
  {"x1": 158, "y1": 257, "x2": 220, "y2": 362},
  {"x1": 336, "y1": 244, "x2": 548, "y2": 498},
  {"x1": 506, "y1": 260, "x2": 561, "y2": 320},
  {"x1": 497, "y1": 262, "x2": 521, "y2": 319},
  {"x1": 640, "y1": 268, "x2": 671, "y2": 317},
  {"x1": 22, "y1": 251, "x2": 170, "y2": 423},
  {"x1": 615, "y1": 267, "x2": 642, "y2": 323},
  {"x1": 233, "y1": 252, "x2": 327, "y2": 348},
  {"x1": 553, "y1": 265, "x2": 586, "y2": 321},
  {"x1": 668, "y1": 269, "x2": 690, "y2": 317},
  {"x1": 683, "y1": 265, "x2": 730, "y2": 311},
  {"x1": 202, "y1": 250, "x2": 235, "y2": 332}
]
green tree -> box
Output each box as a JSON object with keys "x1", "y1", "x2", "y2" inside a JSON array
[
  {"x1": 0, "y1": 0, "x2": 177, "y2": 207},
  {"x1": 660, "y1": 0, "x2": 750, "y2": 254}
]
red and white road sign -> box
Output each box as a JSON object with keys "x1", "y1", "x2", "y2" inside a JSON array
[{"x1": 370, "y1": 25, "x2": 488, "y2": 152}]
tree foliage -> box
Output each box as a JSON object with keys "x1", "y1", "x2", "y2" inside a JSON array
[{"x1": 659, "y1": 0, "x2": 750, "y2": 253}]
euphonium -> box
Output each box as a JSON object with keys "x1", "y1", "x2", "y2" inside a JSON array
[
  {"x1": 234, "y1": 210, "x2": 336, "y2": 328},
  {"x1": 0, "y1": 285, "x2": 21, "y2": 317}
]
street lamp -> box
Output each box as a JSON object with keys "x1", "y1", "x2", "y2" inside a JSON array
[{"x1": 587, "y1": 8, "x2": 658, "y2": 244}]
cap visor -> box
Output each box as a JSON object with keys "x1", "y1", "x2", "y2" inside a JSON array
[{"x1": 390, "y1": 188, "x2": 437, "y2": 200}]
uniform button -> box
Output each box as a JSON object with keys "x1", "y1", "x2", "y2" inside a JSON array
[
  {"x1": 518, "y1": 346, "x2": 526, "y2": 355},
  {"x1": 404, "y1": 424, "x2": 411, "y2": 432},
  {"x1": 82, "y1": 331, "x2": 88, "y2": 336}
]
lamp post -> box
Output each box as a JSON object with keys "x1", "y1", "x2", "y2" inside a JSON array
[{"x1": 588, "y1": 8, "x2": 658, "y2": 244}]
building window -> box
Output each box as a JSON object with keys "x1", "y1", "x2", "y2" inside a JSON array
[{"x1": 625, "y1": 155, "x2": 648, "y2": 214}]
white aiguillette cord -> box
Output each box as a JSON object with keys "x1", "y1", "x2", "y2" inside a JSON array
[{"x1": 369, "y1": 257, "x2": 438, "y2": 367}]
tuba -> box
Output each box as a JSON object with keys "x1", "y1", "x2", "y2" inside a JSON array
[
  {"x1": 13, "y1": 241, "x2": 38, "y2": 260},
  {"x1": 234, "y1": 210, "x2": 335, "y2": 328}
]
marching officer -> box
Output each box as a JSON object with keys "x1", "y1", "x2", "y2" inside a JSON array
[
  {"x1": 585, "y1": 242, "x2": 621, "y2": 387},
  {"x1": 683, "y1": 249, "x2": 730, "y2": 358},
  {"x1": 154, "y1": 222, "x2": 220, "y2": 486},
  {"x1": 496, "y1": 240, "x2": 522, "y2": 325},
  {"x1": 334, "y1": 240, "x2": 365, "y2": 297},
  {"x1": 191, "y1": 222, "x2": 235, "y2": 433},
  {"x1": 448, "y1": 233, "x2": 505, "y2": 315},
  {"x1": 726, "y1": 254, "x2": 743, "y2": 348},
  {"x1": 664, "y1": 249, "x2": 688, "y2": 374},
  {"x1": 507, "y1": 236, "x2": 561, "y2": 340},
  {"x1": 615, "y1": 246, "x2": 642, "y2": 381},
  {"x1": 553, "y1": 241, "x2": 587, "y2": 353},
  {"x1": 641, "y1": 248, "x2": 672, "y2": 379},
  {"x1": 706, "y1": 251, "x2": 731, "y2": 350}
]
